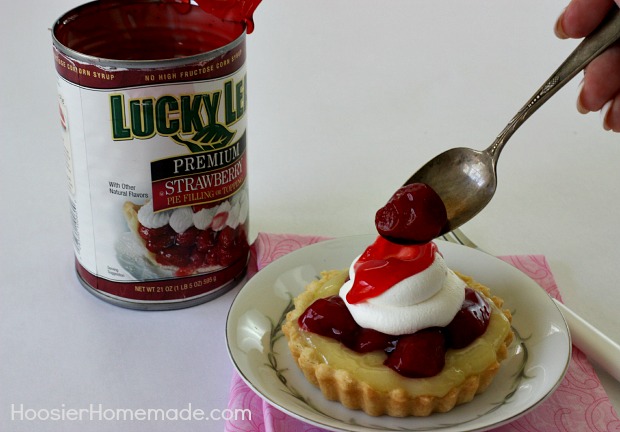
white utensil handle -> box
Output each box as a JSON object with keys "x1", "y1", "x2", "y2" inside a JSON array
[{"x1": 554, "y1": 299, "x2": 620, "y2": 382}]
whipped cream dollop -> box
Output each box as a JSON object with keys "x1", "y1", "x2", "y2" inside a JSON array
[
  {"x1": 339, "y1": 240, "x2": 466, "y2": 336},
  {"x1": 137, "y1": 188, "x2": 249, "y2": 232},
  {"x1": 137, "y1": 200, "x2": 170, "y2": 229},
  {"x1": 169, "y1": 207, "x2": 194, "y2": 233}
]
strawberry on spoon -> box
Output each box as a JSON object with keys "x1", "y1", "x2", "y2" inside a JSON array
[{"x1": 375, "y1": 183, "x2": 447, "y2": 244}]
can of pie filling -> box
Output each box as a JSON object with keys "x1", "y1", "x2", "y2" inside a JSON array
[{"x1": 52, "y1": 0, "x2": 250, "y2": 310}]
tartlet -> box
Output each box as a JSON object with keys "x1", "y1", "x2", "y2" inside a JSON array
[{"x1": 282, "y1": 269, "x2": 514, "y2": 417}]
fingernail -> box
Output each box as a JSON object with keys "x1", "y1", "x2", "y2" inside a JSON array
[
  {"x1": 554, "y1": 10, "x2": 568, "y2": 39},
  {"x1": 576, "y1": 79, "x2": 589, "y2": 114},
  {"x1": 601, "y1": 100, "x2": 613, "y2": 131}
]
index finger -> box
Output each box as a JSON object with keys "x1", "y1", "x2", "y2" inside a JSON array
[{"x1": 556, "y1": 0, "x2": 616, "y2": 38}]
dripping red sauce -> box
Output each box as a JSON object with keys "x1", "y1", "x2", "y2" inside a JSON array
[{"x1": 345, "y1": 236, "x2": 437, "y2": 304}]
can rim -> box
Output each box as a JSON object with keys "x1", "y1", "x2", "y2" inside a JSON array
[{"x1": 51, "y1": 0, "x2": 246, "y2": 69}]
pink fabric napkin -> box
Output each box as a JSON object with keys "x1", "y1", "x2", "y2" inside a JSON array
[{"x1": 225, "y1": 233, "x2": 620, "y2": 432}]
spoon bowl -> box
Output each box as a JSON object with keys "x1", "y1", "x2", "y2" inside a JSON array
[
  {"x1": 404, "y1": 8, "x2": 620, "y2": 236},
  {"x1": 405, "y1": 147, "x2": 495, "y2": 232}
]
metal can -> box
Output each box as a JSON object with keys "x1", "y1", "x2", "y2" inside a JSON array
[{"x1": 52, "y1": 0, "x2": 250, "y2": 310}]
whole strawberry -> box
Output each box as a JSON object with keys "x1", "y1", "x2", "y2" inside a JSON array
[
  {"x1": 375, "y1": 183, "x2": 447, "y2": 244},
  {"x1": 384, "y1": 329, "x2": 446, "y2": 378}
]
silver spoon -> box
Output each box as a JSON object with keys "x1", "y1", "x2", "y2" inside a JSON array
[{"x1": 405, "y1": 8, "x2": 620, "y2": 234}]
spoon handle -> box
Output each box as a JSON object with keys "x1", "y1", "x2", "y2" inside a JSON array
[{"x1": 487, "y1": 7, "x2": 620, "y2": 161}]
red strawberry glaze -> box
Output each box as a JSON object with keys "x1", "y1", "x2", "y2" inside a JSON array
[
  {"x1": 346, "y1": 236, "x2": 437, "y2": 304},
  {"x1": 298, "y1": 288, "x2": 490, "y2": 378}
]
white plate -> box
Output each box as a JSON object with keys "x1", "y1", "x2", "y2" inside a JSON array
[{"x1": 226, "y1": 235, "x2": 571, "y2": 432}]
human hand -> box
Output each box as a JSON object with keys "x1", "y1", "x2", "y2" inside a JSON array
[{"x1": 555, "y1": 0, "x2": 620, "y2": 131}]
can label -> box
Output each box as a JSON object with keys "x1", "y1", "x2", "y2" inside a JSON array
[{"x1": 53, "y1": 36, "x2": 249, "y2": 306}]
